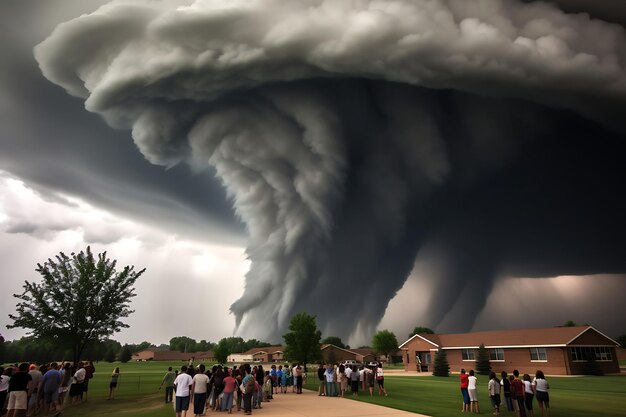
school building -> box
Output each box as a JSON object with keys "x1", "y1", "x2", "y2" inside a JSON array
[{"x1": 398, "y1": 325, "x2": 620, "y2": 375}]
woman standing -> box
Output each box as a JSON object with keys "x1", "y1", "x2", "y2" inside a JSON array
[
  {"x1": 221, "y1": 368, "x2": 237, "y2": 413},
  {"x1": 523, "y1": 374, "x2": 535, "y2": 417},
  {"x1": 468, "y1": 370, "x2": 479, "y2": 413},
  {"x1": 108, "y1": 368, "x2": 120, "y2": 400},
  {"x1": 375, "y1": 364, "x2": 388, "y2": 397},
  {"x1": 337, "y1": 365, "x2": 347, "y2": 397},
  {"x1": 459, "y1": 369, "x2": 470, "y2": 412},
  {"x1": 533, "y1": 371, "x2": 550, "y2": 417},
  {"x1": 191, "y1": 364, "x2": 209, "y2": 417}
]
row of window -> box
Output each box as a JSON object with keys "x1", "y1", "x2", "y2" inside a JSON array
[
  {"x1": 571, "y1": 347, "x2": 613, "y2": 362},
  {"x1": 460, "y1": 346, "x2": 613, "y2": 362},
  {"x1": 461, "y1": 347, "x2": 545, "y2": 361}
]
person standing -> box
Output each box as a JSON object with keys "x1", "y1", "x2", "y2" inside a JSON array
[
  {"x1": 488, "y1": 371, "x2": 501, "y2": 416},
  {"x1": 510, "y1": 371, "x2": 526, "y2": 417},
  {"x1": 523, "y1": 374, "x2": 535, "y2": 417},
  {"x1": 41, "y1": 362, "x2": 61, "y2": 417},
  {"x1": 174, "y1": 366, "x2": 193, "y2": 417},
  {"x1": 316, "y1": 364, "x2": 325, "y2": 396},
  {"x1": 500, "y1": 371, "x2": 513, "y2": 412},
  {"x1": 0, "y1": 367, "x2": 10, "y2": 416},
  {"x1": 221, "y1": 368, "x2": 237, "y2": 413},
  {"x1": 533, "y1": 371, "x2": 550, "y2": 417},
  {"x1": 82, "y1": 361, "x2": 95, "y2": 401},
  {"x1": 69, "y1": 363, "x2": 86, "y2": 404},
  {"x1": 365, "y1": 366, "x2": 375, "y2": 396},
  {"x1": 242, "y1": 365, "x2": 255, "y2": 416},
  {"x1": 468, "y1": 370, "x2": 479, "y2": 413},
  {"x1": 108, "y1": 368, "x2": 120, "y2": 400},
  {"x1": 6, "y1": 363, "x2": 32, "y2": 417},
  {"x1": 191, "y1": 364, "x2": 209, "y2": 417},
  {"x1": 324, "y1": 365, "x2": 335, "y2": 397},
  {"x1": 295, "y1": 366, "x2": 303, "y2": 394},
  {"x1": 350, "y1": 365, "x2": 360, "y2": 396},
  {"x1": 160, "y1": 367, "x2": 176, "y2": 403},
  {"x1": 337, "y1": 365, "x2": 347, "y2": 397},
  {"x1": 376, "y1": 365, "x2": 388, "y2": 397},
  {"x1": 27, "y1": 364, "x2": 43, "y2": 416},
  {"x1": 460, "y1": 369, "x2": 470, "y2": 412}
]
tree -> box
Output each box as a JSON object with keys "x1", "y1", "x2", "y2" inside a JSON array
[
  {"x1": 169, "y1": 336, "x2": 198, "y2": 352},
  {"x1": 120, "y1": 345, "x2": 133, "y2": 363},
  {"x1": 104, "y1": 347, "x2": 117, "y2": 363},
  {"x1": 615, "y1": 334, "x2": 626, "y2": 348},
  {"x1": 475, "y1": 343, "x2": 491, "y2": 375},
  {"x1": 372, "y1": 330, "x2": 398, "y2": 364},
  {"x1": 283, "y1": 312, "x2": 322, "y2": 366},
  {"x1": 562, "y1": 320, "x2": 577, "y2": 327},
  {"x1": 408, "y1": 326, "x2": 435, "y2": 339},
  {"x1": 8, "y1": 247, "x2": 145, "y2": 365},
  {"x1": 433, "y1": 349, "x2": 450, "y2": 377},
  {"x1": 321, "y1": 336, "x2": 346, "y2": 349}
]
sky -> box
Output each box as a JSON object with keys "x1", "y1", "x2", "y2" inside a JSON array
[{"x1": 1, "y1": 0, "x2": 625, "y2": 347}]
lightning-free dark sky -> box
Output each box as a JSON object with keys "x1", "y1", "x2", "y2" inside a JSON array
[{"x1": 1, "y1": 0, "x2": 625, "y2": 345}]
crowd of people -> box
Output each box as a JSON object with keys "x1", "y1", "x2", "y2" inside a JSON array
[
  {"x1": 460, "y1": 368, "x2": 550, "y2": 417},
  {"x1": 0, "y1": 360, "x2": 97, "y2": 417},
  {"x1": 160, "y1": 360, "x2": 389, "y2": 417},
  {"x1": 161, "y1": 362, "x2": 310, "y2": 417}
]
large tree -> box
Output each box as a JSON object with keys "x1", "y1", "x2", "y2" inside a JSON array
[
  {"x1": 321, "y1": 336, "x2": 346, "y2": 349},
  {"x1": 408, "y1": 326, "x2": 435, "y2": 339},
  {"x1": 8, "y1": 247, "x2": 144, "y2": 365},
  {"x1": 283, "y1": 312, "x2": 322, "y2": 366},
  {"x1": 372, "y1": 329, "x2": 399, "y2": 364}
]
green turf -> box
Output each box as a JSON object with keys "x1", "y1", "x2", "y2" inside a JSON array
[
  {"x1": 305, "y1": 374, "x2": 626, "y2": 417},
  {"x1": 34, "y1": 361, "x2": 626, "y2": 417}
]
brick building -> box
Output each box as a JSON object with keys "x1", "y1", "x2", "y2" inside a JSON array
[{"x1": 399, "y1": 326, "x2": 620, "y2": 375}]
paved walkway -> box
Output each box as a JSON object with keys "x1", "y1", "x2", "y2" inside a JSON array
[{"x1": 241, "y1": 389, "x2": 429, "y2": 417}]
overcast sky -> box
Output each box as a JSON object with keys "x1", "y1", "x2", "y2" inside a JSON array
[{"x1": 1, "y1": 0, "x2": 625, "y2": 346}]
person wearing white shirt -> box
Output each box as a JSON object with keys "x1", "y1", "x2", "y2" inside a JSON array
[
  {"x1": 533, "y1": 370, "x2": 550, "y2": 417},
  {"x1": 174, "y1": 366, "x2": 193, "y2": 417},
  {"x1": 468, "y1": 369, "x2": 480, "y2": 413}
]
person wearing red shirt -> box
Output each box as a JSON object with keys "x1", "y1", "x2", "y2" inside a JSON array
[
  {"x1": 510, "y1": 370, "x2": 527, "y2": 417},
  {"x1": 459, "y1": 369, "x2": 470, "y2": 412}
]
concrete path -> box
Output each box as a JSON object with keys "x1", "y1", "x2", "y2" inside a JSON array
[{"x1": 242, "y1": 389, "x2": 429, "y2": 417}]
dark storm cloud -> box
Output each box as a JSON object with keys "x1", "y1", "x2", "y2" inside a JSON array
[
  {"x1": 32, "y1": 0, "x2": 626, "y2": 340},
  {"x1": 0, "y1": 0, "x2": 244, "y2": 245}
]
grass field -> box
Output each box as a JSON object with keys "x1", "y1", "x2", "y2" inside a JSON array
[{"x1": 25, "y1": 361, "x2": 626, "y2": 417}]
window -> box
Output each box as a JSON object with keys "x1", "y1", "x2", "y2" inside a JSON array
[
  {"x1": 530, "y1": 347, "x2": 547, "y2": 361},
  {"x1": 462, "y1": 349, "x2": 475, "y2": 360},
  {"x1": 489, "y1": 348, "x2": 505, "y2": 361},
  {"x1": 571, "y1": 347, "x2": 613, "y2": 362}
]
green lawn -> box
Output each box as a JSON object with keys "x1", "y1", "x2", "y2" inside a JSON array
[
  {"x1": 32, "y1": 361, "x2": 626, "y2": 417},
  {"x1": 305, "y1": 374, "x2": 626, "y2": 417}
]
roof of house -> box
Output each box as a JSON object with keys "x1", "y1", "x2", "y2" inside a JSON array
[
  {"x1": 399, "y1": 326, "x2": 619, "y2": 349},
  {"x1": 242, "y1": 346, "x2": 285, "y2": 355}
]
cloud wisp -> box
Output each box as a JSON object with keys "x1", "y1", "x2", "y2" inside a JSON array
[{"x1": 35, "y1": 0, "x2": 626, "y2": 340}]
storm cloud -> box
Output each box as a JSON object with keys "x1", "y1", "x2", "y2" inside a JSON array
[{"x1": 34, "y1": 0, "x2": 626, "y2": 341}]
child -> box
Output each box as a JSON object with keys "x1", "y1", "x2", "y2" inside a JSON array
[
  {"x1": 488, "y1": 371, "x2": 501, "y2": 416},
  {"x1": 468, "y1": 370, "x2": 479, "y2": 413}
]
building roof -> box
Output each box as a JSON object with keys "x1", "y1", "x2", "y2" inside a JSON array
[
  {"x1": 399, "y1": 326, "x2": 619, "y2": 349},
  {"x1": 242, "y1": 346, "x2": 285, "y2": 355}
]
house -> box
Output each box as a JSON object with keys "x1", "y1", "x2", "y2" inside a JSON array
[
  {"x1": 228, "y1": 346, "x2": 285, "y2": 363},
  {"x1": 320, "y1": 344, "x2": 376, "y2": 364},
  {"x1": 398, "y1": 326, "x2": 620, "y2": 375},
  {"x1": 131, "y1": 347, "x2": 215, "y2": 362}
]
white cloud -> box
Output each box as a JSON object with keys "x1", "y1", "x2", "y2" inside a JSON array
[{"x1": 0, "y1": 171, "x2": 248, "y2": 345}]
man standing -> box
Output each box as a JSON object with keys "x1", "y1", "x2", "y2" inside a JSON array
[
  {"x1": 7, "y1": 363, "x2": 32, "y2": 417},
  {"x1": 317, "y1": 364, "x2": 325, "y2": 396},
  {"x1": 174, "y1": 366, "x2": 193, "y2": 417},
  {"x1": 510, "y1": 370, "x2": 527, "y2": 417},
  {"x1": 160, "y1": 367, "x2": 176, "y2": 403},
  {"x1": 40, "y1": 363, "x2": 61, "y2": 417}
]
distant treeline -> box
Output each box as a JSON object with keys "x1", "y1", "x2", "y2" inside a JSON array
[{"x1": 0, "y1": 335, "x2": 273, "y2": 364}]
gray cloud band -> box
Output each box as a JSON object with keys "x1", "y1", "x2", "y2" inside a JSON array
[{"x1": 35, "y1": 0, "x2": 626, "y2": 340}]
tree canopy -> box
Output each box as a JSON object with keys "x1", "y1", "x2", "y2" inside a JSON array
[
  {"x1": 8, "y1": 246, "x2": 144, "y2": 364},
  {"x1": 283, "y1": 312, "x2": 322, "y2": 365},
  {"x1": 408, "y1": 326, "x2": 435, "y2": 339},
  {"x1": 321, "y1": 336, "x2": 346, "y2": 349},
  {"x1": 372, "y1": 329, "x2": 399, "y2": 363},
  {"x1": 616, "y1": 334, "x2": 626, "y2": 348}
]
